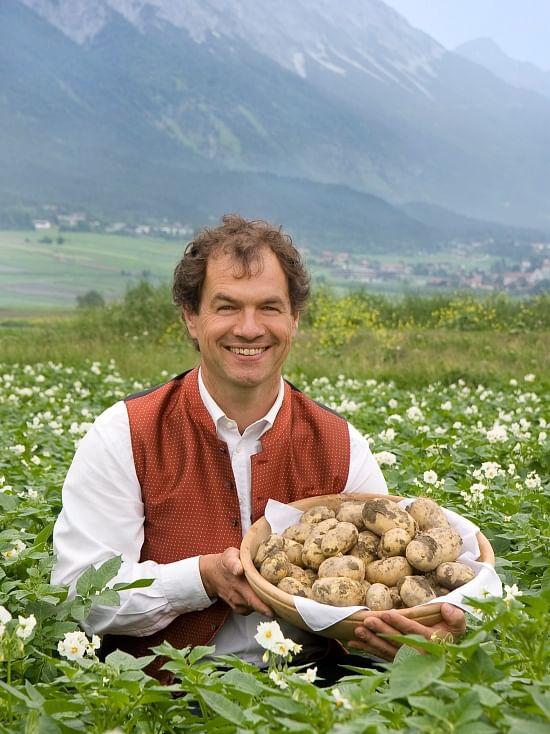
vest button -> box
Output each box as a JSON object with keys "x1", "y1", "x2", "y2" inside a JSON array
[
  {"x1": 225, "y1": 480, "x2": 233, "y2": 490},
  {"x1": 211, "y1": 623, "x2": 218, "y2": 631},
  {"x1": 231, "y1": 518, "x2": 239, "y2": 528}
]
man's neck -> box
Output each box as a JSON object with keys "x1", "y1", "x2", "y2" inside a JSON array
[{"x1": 202, "y1": 373, "x2": 281, "y2": 433}]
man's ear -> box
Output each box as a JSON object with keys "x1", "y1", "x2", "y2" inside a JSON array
[
  {"x1": 292, "y1": 311, "x2": 300, "y2": 336},
  {"x1": 183, "y1": 307, "x2": 197, "y2": 338}
]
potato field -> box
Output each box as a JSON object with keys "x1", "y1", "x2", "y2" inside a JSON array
[{"x1": 0, "y1": 361, "x2": 549, "y2": 732}]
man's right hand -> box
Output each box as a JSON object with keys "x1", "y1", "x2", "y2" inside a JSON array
[{"x1": 199, "y1": 547, "x2": 274, "y2": 617}]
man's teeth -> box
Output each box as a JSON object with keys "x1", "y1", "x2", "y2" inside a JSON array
[{"x1": 229, "y1": 347, "x2": 266, "y2": 355}]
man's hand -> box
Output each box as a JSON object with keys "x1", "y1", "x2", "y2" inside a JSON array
[
  {"x1": 199, "y1": 547, "x2": 274, "y2": 617},
  {"x1": 348, "y1": 603, "x2": 466, "y2": 661}
]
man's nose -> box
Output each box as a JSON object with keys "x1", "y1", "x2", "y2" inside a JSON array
[{"x1": 233, "y1": 308, "x2": 266, "y2": 339}]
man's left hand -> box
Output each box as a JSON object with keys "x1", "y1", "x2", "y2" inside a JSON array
[{"x1": 348, "y1": 603, "x2": 466, "y2": 661}]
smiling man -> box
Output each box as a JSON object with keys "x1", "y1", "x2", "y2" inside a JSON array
[{"x1": 52, "y1": 214, "x2": 465, "y2": 681}]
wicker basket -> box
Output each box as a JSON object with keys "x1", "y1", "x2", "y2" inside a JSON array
[{"x1": 240, "y1": 493, "x2": 495, "y2": 641}]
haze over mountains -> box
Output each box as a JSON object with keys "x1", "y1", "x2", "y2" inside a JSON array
[{"x1": 2, "y1": 0, "x2": 550, "y2": 250}]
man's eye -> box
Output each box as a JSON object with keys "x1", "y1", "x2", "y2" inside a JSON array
[{"x1": 218, "y1": 305, "x2": 235, "y2": 311}]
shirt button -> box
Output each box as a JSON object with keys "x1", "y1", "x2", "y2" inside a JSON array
[{"x1": 236, "y1": 446, "x2": 241, "y2": 454}]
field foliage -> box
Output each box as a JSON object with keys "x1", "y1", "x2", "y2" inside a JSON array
[{"x1": 0, "y1": 346, "x2": 549, "y2": 731}]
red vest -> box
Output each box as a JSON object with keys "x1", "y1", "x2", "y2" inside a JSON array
[{"x1": 101, "y1": 368, "x2": 350, "y2": 678}]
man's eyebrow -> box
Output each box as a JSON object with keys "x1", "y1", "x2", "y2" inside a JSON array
[{"x1": 211, "y1": 293, "x2": 286, "y2": 306}]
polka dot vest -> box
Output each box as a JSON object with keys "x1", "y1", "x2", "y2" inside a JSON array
[{"x1": 101, "y1": 368, "x2": 350, "y2": 680}]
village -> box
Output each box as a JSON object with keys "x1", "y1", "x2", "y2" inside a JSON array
[{"x1": 30, "y1": 212, "x2": 550, "y2": 296}]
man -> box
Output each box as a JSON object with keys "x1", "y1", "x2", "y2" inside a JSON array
[{"x1": 52, "y1": 214, "x2": 465, "y2": 679}]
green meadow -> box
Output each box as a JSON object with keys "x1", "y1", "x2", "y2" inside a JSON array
[{"x1": 0, "y1": 230, "x2": 185, "y2": 309}]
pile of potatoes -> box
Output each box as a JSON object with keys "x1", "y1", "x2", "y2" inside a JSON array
[{"x1": 253, "y1": 497, "x2": 476, "y2": 610}]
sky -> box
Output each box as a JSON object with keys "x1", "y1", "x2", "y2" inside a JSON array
[{"x1": 383, "y1": 0, "x2": 550, "y2": 70}]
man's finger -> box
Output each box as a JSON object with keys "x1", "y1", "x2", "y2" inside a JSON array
[
  {"x1": 221, "y1": 547, "x2": 244, "y2": 576},
  {"x1": 439, "y1": 603, "x2": 466, "y2": 639}
]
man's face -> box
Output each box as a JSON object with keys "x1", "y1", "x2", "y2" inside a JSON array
[{"x1": 184, "y1": 248, "x2": 299, "y2": 397}]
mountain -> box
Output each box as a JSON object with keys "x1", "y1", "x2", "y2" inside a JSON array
[
  {"x1": 456, "y1": 38, "x2": 550, "y2": 101},
  {"x1": 2, "y1": 0, "x2": 550, "y2": 247}
]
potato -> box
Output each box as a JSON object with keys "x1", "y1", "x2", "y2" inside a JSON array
[
  {"x1": 277, "y1": 577, "x2": 311, "y2": 597},
  {"x1": 425, "y1": 527, "x2": 463, "y2": 563},
  {"x1": 260, "y1": 551, "x2": 291, "y2": 584},
  {"x1": 407, "y1": 497, "x2": 450, "y2": 531},
  {"x1": 310, "y1": 518, "x2": 339, "y2": 537},
  {"x1": 282, "y1": 523, "x2": 312, "y2": 544},
  {"x1": 311, "y1": 577, "x2": 365, "y2": 606},
  {"x1": 303, "y1": 568, "x2": 318, "y2": 586},
  {"x1": 366, "y1": 556, "x2": 413, "y2": 586},
  {"x1": 397, "y1": 576, "x2": 437, "y2": 607},
  {"x1": 318, "y1": 555, "x2": 365, "y2": 582},
  {"x1": 388, "y1": 586, "x2": 404, "y2": 609},
  {"x1": 349, "y1": 530, "x2": 380, "y2": 565},
  {"x1": 301, "y1": 535, "x2": 326, "y2": 570},
  {"x1": 300, "y1": 505, "x2": 336, "y2": 524},
  {"x1": 336, "y1": 502, "x2": 365, "y2": 529},
  {"x1": 320, "y1": 522, "x2": 359, "y2": 556},
  {"x1": 362, "y1": 497, "x2": 417, "y2": 537},
  {"x1": 254, "y1": 534, "x2": 285, "y2": 568},
  {"x1": 287, "y1": 563, "x2": 313, "y2": 585},
  {"x1": 406, "y1": 535, "x2": 443, "y2": 572},
  {"x1": 435, "y1": 562, "x2": 476, "y2": 590},
  {"x1": 366, "y1": 583, "x2": 393, "y2": 610},
  {"x1": 379, "y1": 528, "x2": 413, "y2": 558},
  {"x1": 283, "y1": 538, "x2": 305, "y2": 567}
]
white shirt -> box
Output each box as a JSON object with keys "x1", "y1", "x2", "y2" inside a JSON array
[{"x1": 52, "y1": 372, "x2": 387, "y2": 663}]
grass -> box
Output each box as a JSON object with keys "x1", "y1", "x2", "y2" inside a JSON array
[{"x1": 1, "y1": 318, "x2": 548, "y2": 387}]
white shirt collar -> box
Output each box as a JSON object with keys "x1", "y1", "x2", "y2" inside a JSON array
[{"x1": 197, "y1": 367, "x2": 285, "y2": 435}]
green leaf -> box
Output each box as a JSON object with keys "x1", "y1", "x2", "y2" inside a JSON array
[
  {"x1": 188, "y1": 644, "x2": 216, "y2": 665},
  {"x1": 31, "y1": 521, "x2": 55, "y2": 549},
  {"x1": 92, "y1": 555, "x2": 123, "y2": 588},
  {"x1": 472, "y1": 684, "x2": 502, "y2": 707},
  {"x1": 503, "y1": 717, "x2": 550, "y2": 734},
  {"x1": 460, "y1": 647, "x2": 504, "y2": 684},
  {"x1": 220, "y1": 668, "x2": 264, "y2": 695},
  {"x1": 112, "y1": 578, "x2": 154, "y2": 591},
  {"x1": 408, "y1": 695, "x2": 450, "y2": 721},
  {"x1": 531, "y1": 689, "x2": 550, "y2": 721},
  {"x1": 91, "y1": 589, "x2": 120, "y2": 606},
  {"x1": 75, "y1": 566, "x2": 96, "y2": 597},
  {"x1": 199, "y1": 689, "x2": 245, "y2": 726},
  {"x1": 42, "y1": 699, "x2": 87, "y2": 715},
  {"x1": 386, "y1": 654, "x2": 446, "y2": 699},
  {"x1": 105, "y1": 649, "x2": 156, "y2": 671},
  {"x1": 455, "y1": 723, "x2": 498, "y2": 734}
]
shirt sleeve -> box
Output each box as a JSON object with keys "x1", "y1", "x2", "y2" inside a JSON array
[
  {"x1": 51, "y1": 401, "x2": 213, "y2": 637},
  {"x1": 343, "y1": 421, "x2": 388, "y2": 495}
]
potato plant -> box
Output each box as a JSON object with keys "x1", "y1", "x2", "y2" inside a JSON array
[{"x1": 0, "y1": 360, "x2": 548, "y2": 732}]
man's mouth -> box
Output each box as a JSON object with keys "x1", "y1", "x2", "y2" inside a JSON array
[{"x1": 227, "y1": 347, "x2": 268, "y2": 356}]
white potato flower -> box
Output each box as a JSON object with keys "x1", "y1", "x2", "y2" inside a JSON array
[
  {"x1": 16, "y1": 614, "x2": 37, "y2": 640},
  {"x1": 423, "y1": 470, "x2": 438, "y2": 485},
  {"x1": 0, "y1": 606, "x2": 12, "y2": 624},
  {"x1": 299, "y1": 666, "x2": 318, "y2": 683},
  {"x1": 268, "y1": 670, "x2": 289, "y2": 689},
  {"x1": 373, "y1": 451, "x2": 397, "y2": 467},
  {"x1": 332, "y1": 688, "x2": 352, "y2": 709},
  {"x1": 254, "y1": 621, "x2": 285, "y2": 652},
  {"x1": 504, "y1": 584, "x2": 523, "y2": 601},
  {"x1": 486, "y1": 425, "x2": 508, "y2": 443},
  {"x1": 57, "y1": 630, "x2": 90, "y2": 660}
]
